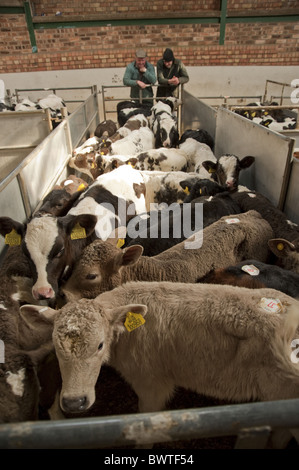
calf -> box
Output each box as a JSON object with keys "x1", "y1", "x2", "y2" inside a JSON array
[
  {"x1": 105, "y1": 126, "x2": 154, "y2": 156},
  {"x1": 125, "y1": 148, "x2": 190, "y2": 172},
  {"x1": 179, "y1": 128, "x2": 215, "y2": 151},
  {"x1": 0, "y1": 165, "x2": 146, "y2": 302},
  {"x1": 199, "y1": 259, "x2": 299, "y2": 298},
  {"x1": 117, "y1": 100, "x2": 152, "y2": 127},
  {"x1": 150, "y1": 97, "x2": 181, "y2": 148},
  {"x1": 34, "y1": 188, "x2": 85, "y2": 218},
  {"x1": 60, "y1": 210, "x2": 273, "y2": 300},
  {"x1": 179, "y1": 138, "x2": 217, "y2": 177},
  {"x1": 180, "y1": 178, "x2": 227, "y2": 202},
  {"x1": 124, "y1": 137, "x2": 216, "y2": 174},
  {"x1": 94, "y1": 120, "x2": 117, "y2": 139},
  {"x1": 22, "y1": 281, "x2": 299, "y2": 414},
  {"x1": 202, "y1": 154, "x2": 255, "y2": 190},
  {"x1": 34, "y1": 175, "x2": 88, "y2": 217},
  {"x1": 141, "y1": 170, "x2": 201, "y2": 208},
  {"x1": 0, "y1": 275, "x2": 53, "y2": 423},
  {"x1": 98, "y1": 114, "x2": 149, "y2": 156},
  {"x1": 125, "y1": 190, "x2": 241, "y2": 256},
  {"x1": 53, "y1": 175, "x2": 88, "y2": 194},
  {"x1": 230, "y1": 189, "x2": 299, "y2": 273}
]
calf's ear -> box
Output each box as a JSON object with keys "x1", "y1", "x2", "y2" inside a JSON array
[
  {"x1": 268, "y1": 238, "x2": 295, "y2": 258},
  {"x1": 0, "y1": 216, "x2": 25, "y2": 239},
  {"x1": 111, "y1": 244, "x2": 143, "y2": 274},
  {"x1": 240, "y1": 156, "x2": 255, "y2": 168},
  {"x1": 122, "y1": 245, "x2": 144, "y2": 265},
  {"x1": 107, "y1": 304, "x2": 148, "y2": 332},
  {"x1": 202, "y1": 160, "x2": 217, "y2": 173},
  {"x1": 20, "y1": 304, "x2": 57, "y2": 326}
]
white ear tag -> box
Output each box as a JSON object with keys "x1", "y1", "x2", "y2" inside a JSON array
[
  {"x1": 259, "y1": 298, "x2": 284, "y2": 314},
  {"x1": 241, "y1": 264, "x2": 260, "y2": 276},
  {"x1": 225, "y1": 218, "x2": 240, "y2": 224}
]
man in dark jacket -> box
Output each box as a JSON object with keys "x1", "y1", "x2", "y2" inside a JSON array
[{"x1": 156, "y1": 48, "x2": 189, "y2": 99}]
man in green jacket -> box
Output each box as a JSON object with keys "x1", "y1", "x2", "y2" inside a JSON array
[
  {"x1": 123, "y1": 49, "x2": 156, "y2": 106},
  {"x1": 156, "y1": 48, "x2": 189, "y2": 99}
]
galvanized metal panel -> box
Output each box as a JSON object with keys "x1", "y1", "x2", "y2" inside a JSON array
[
  {"x1": 0, "y1": 147, "x2": 33, "y2": 182},
  {"x1": 0, "y1": 110, "x2": 50, "y2": 148},
  {"x1": 20, "y1": 124, "x2": 70, "y2": 212},
  {"x1": 182, "y1": 90, "x2": 217, "y2": 139},
  {"x1": 215, "y1": 107, "x2": 294, "y2": 208},
  {"x1": 68, "y1": 92, "x2": 99, "y2": 148}
]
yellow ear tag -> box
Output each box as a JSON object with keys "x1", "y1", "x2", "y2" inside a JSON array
[
  {"x1": 277, "y1": 242, "x2": 284, "y2": 251},
  {"x1": 5, "y1": 229, "x2": 21, "y2": 246},
  {"x1": 128, "y1": 161, "x2": 135, "y2": 168},
  {"x1": 91, "y1": 162, "x2": 96, "y2": 169},
  {"x1": 70, "y1": 223, "x2": 86, "y2": 240},
  {"x1": 208, "y1": 168, "x2": 216, "y2": 173},
  {"x1": 251, "y1": 112, "x2": 256, "y2": 117},
  {"x1": 183, "y1": 186, "x2": 190, "y2": 195},
  {"x1": 117, "y1": 238, "x2": 125, "y2": 248},
  {"x1": 100, "y1": 152, "x2": 105, "y2": 155},
  {"x1": 124, "y1": 311, "x2": 146, "y2": 332},
  {"x1": 77, "y1": 183, "x2": 86, "y2": 191}
]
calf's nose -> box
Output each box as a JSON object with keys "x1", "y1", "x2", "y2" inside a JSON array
[
  {"x1": 33, "y1": 287, "x2": 55, "y2": 300},
  {"x1": 61, "y1": 396, "x2": 88, "y2": 413}
]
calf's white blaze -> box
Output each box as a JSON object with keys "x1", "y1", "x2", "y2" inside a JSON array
[
  {"x1": 6, "y1": 368, "x2": 26, "y2": 397},
  {"x1": 218, "y1": 155, "x2": 237, "y2": 185},
  {"x1": 25, "y1": 217, "x2": 59, "y2": 295}
]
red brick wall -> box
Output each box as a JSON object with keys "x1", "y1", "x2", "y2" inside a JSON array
[{"x1": 0, "y1": 1, "x2": 298, "y2": 73}]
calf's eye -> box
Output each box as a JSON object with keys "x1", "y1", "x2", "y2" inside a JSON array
[
  {"x1": 86, "y1": 273, "x2": 97, "y2": 280},
  {"x1": 98, "y1": 342, "x2": 103, "y2": 351}
]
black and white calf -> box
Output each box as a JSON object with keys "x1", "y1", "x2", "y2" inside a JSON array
[
  {"x1": 179, "y1": 128, "x2": 215, "y2": 151},
  {"x1": 202, "y1": 154, "x2": 255, "y2": 190},
  {"x1": 117, "y1": 100, "x2": 152, "y2": 127},
  {"x1": 0, "y1": 166, "x2": 147, "y2": 302},
  {"x1": 150, "y1": 97, "x2": 181, "y2": 148}
]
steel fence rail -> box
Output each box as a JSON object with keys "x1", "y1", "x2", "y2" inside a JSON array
[{"x1": 0, "y1": 399, "x2": 299, "y2": 449}]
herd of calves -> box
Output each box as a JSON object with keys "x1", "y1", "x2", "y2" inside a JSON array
[{"x1": 0, "y1": 97, "x2": 299, "y2": 449}]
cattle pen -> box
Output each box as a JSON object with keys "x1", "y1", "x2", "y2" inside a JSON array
[{"x1": 0, "y1": 86, "x2": 299, "y2": 450}]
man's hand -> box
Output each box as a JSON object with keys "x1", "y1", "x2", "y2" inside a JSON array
[
  {"x1": 168, "y1": 76, "x2": 180, "y2": 86},
  {"x1": 136, "y1": 80, "x2": 148, "y2": 89}
]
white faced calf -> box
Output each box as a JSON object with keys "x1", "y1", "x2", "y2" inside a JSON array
[{"x1": 202, "y1": 155, "x2": 255, "y2": 191}]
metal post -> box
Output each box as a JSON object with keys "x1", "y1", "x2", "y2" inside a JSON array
[
  {"x1": 24, "y1": 1, "x2": 38, "y2": 53},
  {"x1": 219, "y1": 0, "x2": 228, "y2": 45}
]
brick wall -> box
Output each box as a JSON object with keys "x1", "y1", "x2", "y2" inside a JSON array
[{"x1": 0, "y1": 1, "x2": 298, "y2": 73}]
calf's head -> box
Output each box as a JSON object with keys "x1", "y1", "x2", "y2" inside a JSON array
[
  {"x1": 202, "y1": 155, "x2": 255, "y2": 190},
  {"x1": 20, "y1": 300, "x2": 147, "y2": 413},
  {"x1": 0, "y1": 214, "x2": 97, "y2": 302},
  {"x1": 61, "y1": 236, "x2": 144, "y2": 302},
  {"x1": 268, "y1": 237, "x2": 299, "y2": 274}
]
